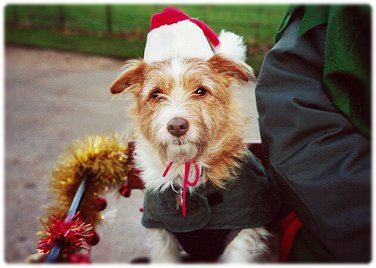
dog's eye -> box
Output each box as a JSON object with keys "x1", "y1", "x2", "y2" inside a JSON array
[
  {"x1": 194, "y1": 87, "x2": 207, "y2": 97},
  {"x1": 150, "y1": 90, "x2": 164, "y2": 101}
]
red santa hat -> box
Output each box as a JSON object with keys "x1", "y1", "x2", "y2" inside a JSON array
[{"x1": 143, "y1": 7, "x2": 247, "y2": 63}]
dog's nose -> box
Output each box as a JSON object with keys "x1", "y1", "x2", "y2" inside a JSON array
[{"x1": 167, "y1": 118, "x2": 189, "y2": 137}]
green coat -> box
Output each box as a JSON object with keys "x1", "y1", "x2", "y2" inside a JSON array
[
  {"x1": 142, "y1": 150, "x2": 275, "y2": 233},
  {"x1": 276, "y1": 5, "x2": 370, "y2": 137},
  {"x1": 256, "y1": 5, "x2": 370, "y2": 262}
]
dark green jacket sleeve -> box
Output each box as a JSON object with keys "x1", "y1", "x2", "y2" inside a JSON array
[
  {"x1": 276, "y1": 5, "x2": 370, "y2": 136},
  {"x1": 255, "y1": 6, "x2": 370, "y2": 262}
]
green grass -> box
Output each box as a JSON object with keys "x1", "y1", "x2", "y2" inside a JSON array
[
  {"x1": 4, "y1": 4, "x2": 288, "y2": 73},
  {"x1": 5, "y1": 4, "x2": 287, "y2": 38},
  {"x1": 5, "y1": 28, "x2": 145, "y2": 59}
]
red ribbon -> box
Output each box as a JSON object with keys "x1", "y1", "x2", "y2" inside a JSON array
[
  {"x1": 279, "y1": 211, "x2": 303, "y2": 262},
  {"x1": 163, "y1": 159, "x2": 200, "y2": 218}
]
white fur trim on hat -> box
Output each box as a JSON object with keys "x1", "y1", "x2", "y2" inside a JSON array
[
  {"x1": 143, "y1": 20, "x2": 214, "y2": 63},
  {"x1": 215, "y1": 30, "x2": 247, "y2": 62}
]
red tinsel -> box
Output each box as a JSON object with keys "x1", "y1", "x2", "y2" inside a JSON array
[
  {"x1": 37, "y1": 212, "x2": 94, "y2": 256},
  {"x1": 95, "y1": 197, "x2": 107, "y2": 211},
  {"x1": 69, "y1": 254, "x2": 91, "y2": 263},
  {"x1": 119, "y1": 183, "x2": 131, "y2": 197},
  {"x1": 86, "y1": 231, "x2": 100, "y2": 246}
]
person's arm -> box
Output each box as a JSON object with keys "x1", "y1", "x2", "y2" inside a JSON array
[{"x1": 255, "y1": 9, "x2": 370, "y2": 262}]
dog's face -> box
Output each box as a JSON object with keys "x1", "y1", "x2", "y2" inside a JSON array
[{"x1": 110, "y1": 54, "x2": 253, "y2": 184}]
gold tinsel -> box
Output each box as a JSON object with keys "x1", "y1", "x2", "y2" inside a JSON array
[{"x1": 43, "y1": 133, "x2": 129, "y2": 231}]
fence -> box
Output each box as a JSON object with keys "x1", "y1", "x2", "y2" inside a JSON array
[
  {"x1": 5, "y1": 4, "x2": 286, "y2": 42},
  {"x1": 5, "y1": 4, "x2": 287, "y2": 72}
]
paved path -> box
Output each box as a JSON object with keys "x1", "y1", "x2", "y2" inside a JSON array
[{"x1": 4, "y1": 46, "x2": 260, "y2": 263}]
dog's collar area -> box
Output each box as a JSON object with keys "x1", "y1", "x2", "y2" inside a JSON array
[
  {"x1": 170, "y1": 180, "x2": 223, "y2": 208},
  {"x1": 163, "y1": 160, "x2": 201, "y2": 218},
  {"x1": 170, "y1": 181, "x2": 182, "y2": 194},
  {"x1": 170, "y1": 167, "x2": 205, "y2": 191}
]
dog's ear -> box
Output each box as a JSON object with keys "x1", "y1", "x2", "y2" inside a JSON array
[
  {"x1": 110, "y1": 59, "x2": 147, "y2": 94},
  {"x1": 208, "y1": 54, "x2": 256, "y2": 82}
]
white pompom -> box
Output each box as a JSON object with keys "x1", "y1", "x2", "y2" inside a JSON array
[{"x1": 215, "y1": 30, "x2": 247, "y2": 62}]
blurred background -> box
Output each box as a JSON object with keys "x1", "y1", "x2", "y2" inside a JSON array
[
  {"x1": 4, "y1": 3, "x2": 287, "y2": 263},
  {"x1": 5, "y1": 4, "x2": 287, "y2": 74}
]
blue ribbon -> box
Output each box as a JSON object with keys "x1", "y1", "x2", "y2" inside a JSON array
[{"x1": 45, "y1": 176, "x2": 87, "y2": 263}]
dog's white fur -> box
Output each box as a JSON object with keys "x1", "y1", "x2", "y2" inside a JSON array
[{"x1": 220, "y1": 228, "x2": 272, "y2": 262}]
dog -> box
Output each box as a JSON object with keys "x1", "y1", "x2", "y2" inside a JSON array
[{"x1": 110, "y1": 7, "x2": 275, "y2": 263}]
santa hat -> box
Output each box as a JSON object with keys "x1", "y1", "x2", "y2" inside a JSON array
[{"x1": 143, "y1": 7, "x2": 247, "y2": 63}]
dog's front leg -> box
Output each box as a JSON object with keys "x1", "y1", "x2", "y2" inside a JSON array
[
  {"x1": 147, "y1": 228, "x2": 181, "y2": 263},
  {"x1": 220, "y1": 227, "x2": 272, "y2": 263}
]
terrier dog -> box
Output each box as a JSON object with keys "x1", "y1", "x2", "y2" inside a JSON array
[{"x1": 110, "y1": 7, "x2": 274, "y2": 263}]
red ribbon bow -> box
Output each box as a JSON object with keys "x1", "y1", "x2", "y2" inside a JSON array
[{"x1": 163, "y1": 160, "x2": 200, "y2": 218}]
